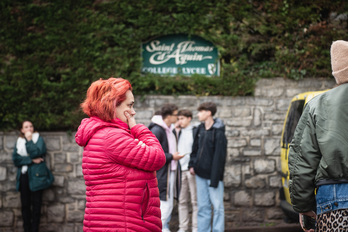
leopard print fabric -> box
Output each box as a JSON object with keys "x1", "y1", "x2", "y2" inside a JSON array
[{"x1": 316, "y1": 209, "x2": 348, "y2": 231}]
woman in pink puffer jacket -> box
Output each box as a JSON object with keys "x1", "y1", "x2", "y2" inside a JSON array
[{"x1": 75, "y1": 78, "x2": 166, "y2": 232}]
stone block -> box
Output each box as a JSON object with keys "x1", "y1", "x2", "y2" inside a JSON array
[
  {"x1": 250, "y1": 139, "x2": 261, "y2": 147},
  {"x1": 267, "y1": 207, "x2": 284, "y2": 220},
  {"x1": 0, "y1": 181, "x2": 17, "y2": 192},
  {"x1": 58, "y1": 196, "x2": 75, "y2": 204},
  {"x1": 0, "y1": 210, "x2": 14, "y2": 226},
  {"x1": 255, "y1": 191, "x2": 276, "y2": 206},
  {"x1": 76, "y1": 164, "x2": 83, "y2": 177},
  {"x1": 67, "y1": 210, "x2": 84, "y2": 222},
  {"x1": 45, "y1": 137, "x2": 61, "y2": 151},
  {"x1": 232, "y1": 108, "x2": 252, "y2": 117},
  {"x1": 62, "y1": 132, "x2": 76, "y2": 144},
  {"x1": 243, "y1": 149, "x2": 261, "y2": 156},
  {"x1": 242, "y1": 208, "x2": 264, "y2": 222},
  {"x1": 242, "y1": 164, "x2": 251, "y2": 175},
  {"x1": 219, "y1": 109, "x2": 233, "y2": 117},
  {"x1": 0, "y1": 166, "x2": 6, "y2": 181},
  {"x1": 286, "y1": 88, "x2": 303, "y2": 98},
  {"x1": 54, "y1": 164, "x2": 73, "y2": 173},
  {"x1": 245, "y1": 176, "x2": 266, "y2": 189},
  {"x1": 224, "y1": 165, "x2": 241, "y2": 188},
  {"x1": 264, "y1": 113, "x2": 286, "y2": 121},
  {"x1": 254, "y1": 159, "x2": 276, "y2": 174},
  {"x1": 226, "y1": 119, "x2": 252, "y2": 127},
  {"x1": 52, "y1": 175, "x2": 65, "y2": 187},
  {"x1": 47, "y1": 204, "x2": 65, "y2": 222},
  {"x1": 264, "y1": 139, "x2": 280, "y2": 155},
  {"x1": 62, "y1": 143, "x2": 79, "y2": 152},
  {"x1": 5, "y1": 135, "x2": 17, "y2": 150},
  {"x1": 276, "y1": 99, "x2": 292, "y2": 111},
  {"x1": 271, "y1": 124, "x2": 283, "y2": 135},
  {"x1": 67, "y1": 153, "x2": 81, "y2": 163},
  {"x1": 240, "y1": 129, "x2": 270, "y2": 137},
  {"x1": 3, "y1": 192, "x2": 20, "y2": 208},
  {"x1": 54, "y1": 152, "x2": 67, "y2": 163},
  {"x1": 253, "y1": 108, "x2": 262, "y2": 127},
  {"x1": 269, "y1": 175, "x2": 282, "y2": 188},
  {"x1": 228, "y1": 139, "x2": 247, "y2": 148},
  {"x1": 135, "y1": 110, "x2": 155, "y2": 121},
  {"x1": 234, "y1": 191, "x2": 252, "y2": 206},
  {"x1": 78, "y1": 199, "x2": 86, "y2": 210},
  {"x1": 246, "y1": 98, "x2": 274, "y2": 106},
  {"x1": 226, "y1": 129, "x2": 240, "y2": 137},
  {"x1": 0, "y1": 150, "x2": 12, "y2": 163},
  {"x1": 43, "y1": 188, "x2": 55, "y2": 201},
  {"x1": 68, "y1": 179, "x2": 86, "y2": 195},
  {"x1": 232, "y1": 157, "x2": 251, "y2": 163}
]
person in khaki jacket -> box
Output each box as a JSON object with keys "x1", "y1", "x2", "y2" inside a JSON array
[{"x1": 289, "y1": 40, "x2": 348, "y2": 232}]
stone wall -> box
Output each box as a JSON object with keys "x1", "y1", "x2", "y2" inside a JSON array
[{"x1": 0, "y1": 78, "x2": 335, "y2": 231}]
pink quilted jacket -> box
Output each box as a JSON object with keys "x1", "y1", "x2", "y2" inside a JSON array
[{"x1": 75, "y1": 117, "x2": 166, "y2": 232}]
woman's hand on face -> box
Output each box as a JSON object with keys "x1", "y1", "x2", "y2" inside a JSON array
[
  {"x1": 124, "y1": 111, "x2": 136, "y2": 128},
  {"x1": 24, "y1": 131, "x2": 33, "y2": 141}
]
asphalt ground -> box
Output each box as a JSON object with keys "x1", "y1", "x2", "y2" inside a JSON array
[{"x1": 226, "y1": 223, "x2": 303, "y2": 232}]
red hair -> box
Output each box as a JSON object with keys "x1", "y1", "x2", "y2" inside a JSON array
[{"x1": 81, "y1": 77, "x2": 132, "y2": 121}]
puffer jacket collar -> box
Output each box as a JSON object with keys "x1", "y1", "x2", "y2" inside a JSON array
[{"x1": 75, "y1": 116, "x2": 129, "y2": 147}]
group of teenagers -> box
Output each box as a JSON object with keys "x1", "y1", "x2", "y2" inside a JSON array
[{"x1": 148, "y1": 102, "x2": 227, "y2": 232}]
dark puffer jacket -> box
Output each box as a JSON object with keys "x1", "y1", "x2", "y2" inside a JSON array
[{"x1": 149, "y1": 119, "x2": 181, "y2": 201}]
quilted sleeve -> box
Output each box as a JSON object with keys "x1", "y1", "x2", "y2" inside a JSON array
[
  {"x1": 288, "y1": 105, "x2": 321, "y2": 213},
  {"x1": 105, "y1": 124, "x2": 166, "y2": 172}
]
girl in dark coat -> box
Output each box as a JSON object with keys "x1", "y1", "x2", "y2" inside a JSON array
[{"x1": 13, "y1": 121, "x2": 47, "y2": 232}]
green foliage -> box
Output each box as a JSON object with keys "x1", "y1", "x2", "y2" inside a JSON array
[{"x1": 0, "y1": 0, "x2": 347, "y2": 130}]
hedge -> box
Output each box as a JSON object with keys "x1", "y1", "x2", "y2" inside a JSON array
[{"x1": 0, "y1": 0, "x2": 347, "y2": 130}]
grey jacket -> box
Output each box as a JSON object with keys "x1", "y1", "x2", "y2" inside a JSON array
[{"x1": 289, "y1": 83, "x2": 348, "y2": 213}]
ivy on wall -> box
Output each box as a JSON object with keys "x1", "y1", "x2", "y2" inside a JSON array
[{"x1": 0, "y1": 0, "x2": 347, "y2": 130}]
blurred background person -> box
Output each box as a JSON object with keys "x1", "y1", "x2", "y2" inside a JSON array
[
  {"x1": 149, "y1": 103, "x2": 184, "y2": 232},
  {"x1": 12, "y1": 120, "x2": 47, "y2": 232},
  {"x1": 75, "y1": 77, "x2": 166, "y2": 232},
  {"x1": 176, "y1": 109, "x2": 198, "y2": 232}
]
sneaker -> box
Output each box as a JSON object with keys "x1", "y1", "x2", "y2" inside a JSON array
[
  {"x1": 162, "y1": 228, "x2": 171, "y2": 232},
  {"x1": 177, "y1": 229, "x2": 186, "y2": 232},
  {"x1": 192, "y1": 228, "x2": 197, "y2": 232}
]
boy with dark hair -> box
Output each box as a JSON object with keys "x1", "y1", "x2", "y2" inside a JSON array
[
  {"x1": 189, "y1": 102, "x2": 227, "y2": 232},
  {"x1": 176, "y1": 109, "x2": 197, "y2": 232},
  {"x1": 149, "y1": 103, "x2": 184, "y2": 232}
]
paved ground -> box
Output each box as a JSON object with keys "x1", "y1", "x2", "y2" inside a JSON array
[{"x1": 226, "y1": 223, "x2": 303, "y2": 232}]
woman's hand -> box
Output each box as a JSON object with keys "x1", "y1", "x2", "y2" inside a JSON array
[
  {"x1": 25, "y1": 131, "x2": 33, "y2": 141},
  {"x1": 124, "y1": 111, "x2": 136, "y2": 129},
  {"x1": 299, "y1": 211, "x2": 316, "y2": 232},
  {"x1": 32, "y1": 158, "x2": 44, "y2": 164}
]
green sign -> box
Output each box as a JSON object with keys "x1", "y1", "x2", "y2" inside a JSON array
[{"x1": 142, "y1": 34, "x2": 220, "y2": 76}]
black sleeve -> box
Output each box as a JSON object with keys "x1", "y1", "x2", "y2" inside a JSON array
[
  {"x1": 210, "y1": 129, "x2": 227, "y2": 188},
  {"x1": 189, "y1": 126, "x2": 200, "y2": 168},
  {"x1": 150, "y1": 126, "x2": 173, "y2": 164}
]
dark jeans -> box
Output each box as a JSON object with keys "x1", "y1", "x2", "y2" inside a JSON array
[{"x1": 20, "y1": 173, "x2": 43, "y2": 232}]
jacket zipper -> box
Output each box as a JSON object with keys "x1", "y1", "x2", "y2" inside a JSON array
[
  {"x1": 141, "y1": 183, "x2": 149, "y2": 222},
  {"x1": 195, "y1": 130, "x2": 207, "y2": 167}
]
